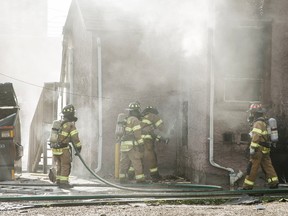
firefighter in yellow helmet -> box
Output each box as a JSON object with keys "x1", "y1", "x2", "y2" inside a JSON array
[
  {"x1": 51, "y1": 104, "x2": 82, "y2": 189},
  {"x1": 242, "y1": 103, "x2": 279, "y2": 190},
  {"x1": 119, "y1": 102, "x2": 145, "y2": 183},
  {"x1": 141, "y1": 106, "x2": 168, "y2": 181}
]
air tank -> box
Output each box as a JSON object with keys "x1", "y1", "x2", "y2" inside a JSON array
[
  {"x1": 268, "y1": 118, "x2": 278, "y2": 142},
  {"x1": 115, "y1": 113, "x2": 127, "y2": 140},
  {"x1": 48, "y1": 120, "x2": 61, "y2": 143}
]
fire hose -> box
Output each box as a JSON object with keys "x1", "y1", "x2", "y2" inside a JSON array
[{"x1": 71, "y1": 142, "x2": 222, "y2": 192}]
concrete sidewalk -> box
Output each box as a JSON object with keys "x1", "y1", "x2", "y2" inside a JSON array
[{"x1": 0, "y1": 172, "x2": 122, "y2": 196}]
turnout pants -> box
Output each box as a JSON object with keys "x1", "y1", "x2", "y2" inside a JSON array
[
  {"x1": 243, "y1": 148, "x2": 279, "y2": 189},
  {"x1": 53, "y1": 148, "x2": 72, "y2": 184},
  {"x1": 144, "y1": 139, "x2": 159, "y2": 176},
  {"x1": 120, "y1": 147, "x2": 145, "y2": 182}
]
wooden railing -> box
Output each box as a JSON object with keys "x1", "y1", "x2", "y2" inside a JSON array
[{"x1": 27, "y1": 82, "x2": 59, "y2": 173}]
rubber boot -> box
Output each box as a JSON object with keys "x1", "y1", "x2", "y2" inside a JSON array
[
  {"x1": 48, "y1": 168, "x2": 56, "y2": 183},
  {"x1": 58, "y1": 181, "x2": 73, "y2": 189},
  {"x1": 269, "y1": 183, "x2": 279, "y2": 189},
  {"x1": 119, "y1": 177, "x2": 128, "y2": 184},
  {"x1": 151, "y1": 172, "x2": 162, "y2": 182},
  {"x1": 127, "y1": 167, "x2": 135, "y2": 180}
]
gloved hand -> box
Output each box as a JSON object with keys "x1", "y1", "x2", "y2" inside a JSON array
[
  {"x1": 155, "y1": 136, "x2": 169, "y2": 145},
  {"x1": 164, "y1": 138, "x2": 169, "y2": 145},
  {"x1": 249, "y1": 147, "x2": 255, "y2": 155},
  {"x1": 75, "y1": 146, "x2": 82, "y2": 156}
]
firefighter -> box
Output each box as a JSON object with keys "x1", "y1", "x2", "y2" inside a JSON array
[
  {"x1": 51, "y1": 104, "x2": 82, "y2": 189},
  {"x1": 141, "y1": 106, "x2": 168, "y2": 181},
  {"x1": 127, "y1": 101, "x2": 141, "y2": 180},
  {"x1": 119, "y1": 102, "x2": 146, "y2": 184},
  {"x1": 242, "y1": 103, "x2": 279, "y2": 190}
]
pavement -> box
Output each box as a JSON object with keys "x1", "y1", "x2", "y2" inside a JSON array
[{"x1": 0, "y1": 172, "x2": 123, "y2": 196}]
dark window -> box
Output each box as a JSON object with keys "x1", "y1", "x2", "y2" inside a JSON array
[
  {"x1": 223, "y1": 132, "x2": 234, "y2": 144},
  {"x1": 240, "y1": 133, "x2": 250, "y2": 144}
]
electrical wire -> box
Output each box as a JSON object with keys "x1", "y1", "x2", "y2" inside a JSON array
[
  {"x1": 0, "y1": 72, "x2": 100, "y2": 99},
  {"x1": 0, "y1": 72, "x2": 181, "y2": 101}
]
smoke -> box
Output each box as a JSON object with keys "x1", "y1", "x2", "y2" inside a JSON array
[
  {"x1": 0, "y1": 0, "x2": 268, "y2": 175},
  {"x1": 97, "y1": 0, "x2": 211, "y2": 101},
  {"x1": 131, "y1": 0, "x2": 209, "y2": 57},
  {"x1": 87, "y1": 1, "x2": 212, "y2": 162},
  {"x1": 99, "y1": 0, "x2": 273, "y2": 144},
  {"x1": 0, "y1": 0, "x2": 69, "y2": 170}
]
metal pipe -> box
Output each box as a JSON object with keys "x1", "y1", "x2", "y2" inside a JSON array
[
  {"x1": 68, "y1": 47, "x2": 74, "y2": 105},
  {"x1": 207, "y1": 0, "x2": 243, "y2": 187},
  {"x1": 114, "y1": 143, "x2": 120, "y2": 178},
  {"x1": 208, "y1": 0, "x2": 234, "y2": 174},
  {"x1": 208, "y1": 44, "x2": 234, "y2": 173},
  {"x1": 95, "y1": 37, "x2": 103, "y2": 173}
]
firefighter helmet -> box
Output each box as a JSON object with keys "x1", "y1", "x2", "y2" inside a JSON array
[
  {"x1": 248, "y1": 103, "x2": 266, "y2": 114},
  {"x1": 142, "y1": 106, "x2": 159, "y2": 115},
  {"x1": 127, "y1": 102, "x2": 141, "y2": 111},
  {"x1": 61, "y1": 104, "x2": 78, "y2": 121},
  {"x1": 62, "y1": 104, "x2": 75, "y2": 116}
]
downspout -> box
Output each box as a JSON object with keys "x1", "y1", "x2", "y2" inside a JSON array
[
  {"x1": 208, "y1": 0, "x2": 242, "y2": 187},
  {"x1": 68, "y1": 47, "x2": 74, "y2": 105},
  {"x1": 208, "y1": 37, "x2": 234, "y2": 174},
  {"x1": 95, "y1": 37, "x2": 103, "y2": 173}
]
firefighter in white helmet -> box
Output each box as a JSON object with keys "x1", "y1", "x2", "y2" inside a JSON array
[
  {"x1": 119, "y1": 102, "x2": 145, "y2": 183},
  {"x1": 242, "y1": 103, "x2": 279, "y2": 190}
]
